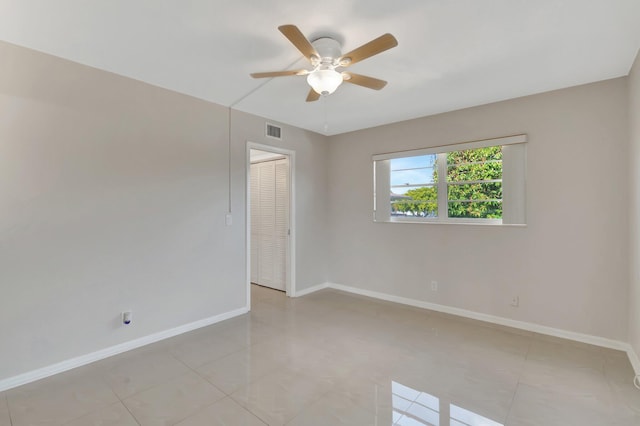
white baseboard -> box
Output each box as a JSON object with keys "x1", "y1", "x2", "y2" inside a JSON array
[
  {"x1": 327, "y1": 282, "x2": 630, "y2": 353},
  {"x1": 293, "y1": 282, "x2": 329, "y2": 297},
  {"x1": 4, "y1": 286, "x2": 639, "y2": 391},
  {"x1": 0, "y1": 306, "x2": 249, "y2": 392}
]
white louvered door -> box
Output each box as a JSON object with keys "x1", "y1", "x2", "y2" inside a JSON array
[
  {"x1": 250, "y1": 157, "x2": 289, "y2": 291},
  {"x1": 250, "y1": 163, "x2": 260, "y2": 284},
  {"x1": 274, "y1": 159, "x2": 289, "y2": 290}
]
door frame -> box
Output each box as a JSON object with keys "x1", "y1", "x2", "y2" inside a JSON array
[{"x1": 246, "y1": 142, "x2": 296, "y2": 308}]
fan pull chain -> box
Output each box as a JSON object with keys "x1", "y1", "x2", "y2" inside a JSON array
[{"x1": 323, "y1": 95, "x2": 329, "y2": 133}]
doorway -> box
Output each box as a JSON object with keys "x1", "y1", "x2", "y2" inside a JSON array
[{"x1": 246, "y1": 143, "x2": 295, "y2": 306}]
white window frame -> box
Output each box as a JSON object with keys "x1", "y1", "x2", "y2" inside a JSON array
[{"x1": 373, "y1": 134, "x2": 527, "y2": 225}]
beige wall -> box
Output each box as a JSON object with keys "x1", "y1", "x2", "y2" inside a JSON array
[
  {"x1": 629, "y1": 49, "x2": 640, "y2": 359},
  {"x1": 0, "y1": 41, "x2": 328, "y2": 382},
  {"x1": 0, "y1": 36, "x2": 634, "y2": 385},
  {"x1": 230, "y1": 110, "x2": 329, "y2": 293},
  {"x1": 327, "y1": 78, "x2": 629, "y2": 341}
]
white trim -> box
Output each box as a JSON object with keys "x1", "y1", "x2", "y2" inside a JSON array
[
  {"x1": 387, "y1": 218, "x2": 521, "y2": 226},
  {"x1": 326, "y1": 282, "x2": 629, "y2": 352},
  {"x1": 293, "y1": 282, "x2": 329, "y2": 297},
  {"x1": 374, "y1": 137, "x2": 527, "y2": 226},
  {"x1": 389, "y1": 216, "x2": 503, "y2": 226},
  {"x1": 4, "y1": 287, "x2": 638, "y2": 392},
  {"x1": 372, "y1": 134, "x2": 527, "y2": 161},
  {"x1": 293, "y1": 282, "x2": 640, "y2": 376},
  {"x1": 0, "y1": 307, "x2": 249, "y2": 392},
  {"x1": 246, "y1": 142, "x2": 296, "y2": 301}
]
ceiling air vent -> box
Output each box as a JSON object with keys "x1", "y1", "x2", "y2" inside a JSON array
[{"x1": 266, "y1": 123, "x2": 282, "y2": 140}]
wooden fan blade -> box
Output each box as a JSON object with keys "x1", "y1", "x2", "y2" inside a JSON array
[
  {"x1": 306, "y1": 89, "x2": 320, "y2": 102},
  {"x1": 342, "y1": 73, "x2": 388, "y2": 90},
  {"x1": 250, "y1": 70, "x2": 308, "y2": 78},
  {"x1": 278, "y1": 25, "x2": 319, "y2": 63},
  {"x1": 339, "y1": 33, "x2": 398, "y2": 66}
]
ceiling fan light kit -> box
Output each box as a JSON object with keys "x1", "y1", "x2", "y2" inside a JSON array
[
  {"x1": 307, "y1": 68, "x2": 343, "y2": 95},
  {"x1": 250, "y1": 25, "x2": 398, "y2": 102}
]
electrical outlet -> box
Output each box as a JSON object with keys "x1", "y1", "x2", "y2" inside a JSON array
[
  {"x1": 510, "y1": 296, "x2": 519, "y2": 307},
  {"x1": 431, "y1": 280, "x2": 438, "y2": 291}
]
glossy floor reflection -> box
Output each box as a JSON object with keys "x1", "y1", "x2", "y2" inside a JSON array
[{"x1": 2, "y1": 285, "x2": 640, "y2": 425}]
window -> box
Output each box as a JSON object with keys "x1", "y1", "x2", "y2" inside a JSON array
[
  {"x1": 390, "y1": 154, "x2": 438, "y2": 218},
  {"x1": 446, "y1": 145, "x2": 502, "y2": 219},
  {"x1": 374, "y1": 135, "x2": 526, "y2": 225}
]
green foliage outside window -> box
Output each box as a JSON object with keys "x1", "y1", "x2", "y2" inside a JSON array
[
  {"x1": 390, "y1": 146, "x2": 503, "y2": 219},
  {"x1": 447, "y1": 146, "x2": 502, "y2": 219},
  {"x1": 391, "y1": 186, "x2": 437, "y2": 217}
]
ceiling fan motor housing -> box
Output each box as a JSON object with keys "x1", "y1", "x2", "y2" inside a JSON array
[{"x1": 311, "y1": 37, "x2": 342, "y2": 66}]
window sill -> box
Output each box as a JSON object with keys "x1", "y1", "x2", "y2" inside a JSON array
[{"x1": 380, "y1": 217, "x2": 526, "y2": 227}]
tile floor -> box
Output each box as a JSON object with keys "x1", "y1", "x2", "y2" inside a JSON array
[{"x1": 2, "y1": 284, "x2": 640, "y2": 425}]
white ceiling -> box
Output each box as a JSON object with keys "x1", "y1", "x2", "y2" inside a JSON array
[{"x1": 0, "y1": 0, "x2": 638, "y2": 135}]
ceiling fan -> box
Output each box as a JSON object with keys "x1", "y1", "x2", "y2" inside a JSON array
[{"x1": 250, "y1": 25, "x2": 398, "y2": 102}]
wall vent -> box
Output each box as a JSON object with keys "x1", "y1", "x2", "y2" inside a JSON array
[{"x1": 266, "y1": 123, "x2": 282, "y2": 140}]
